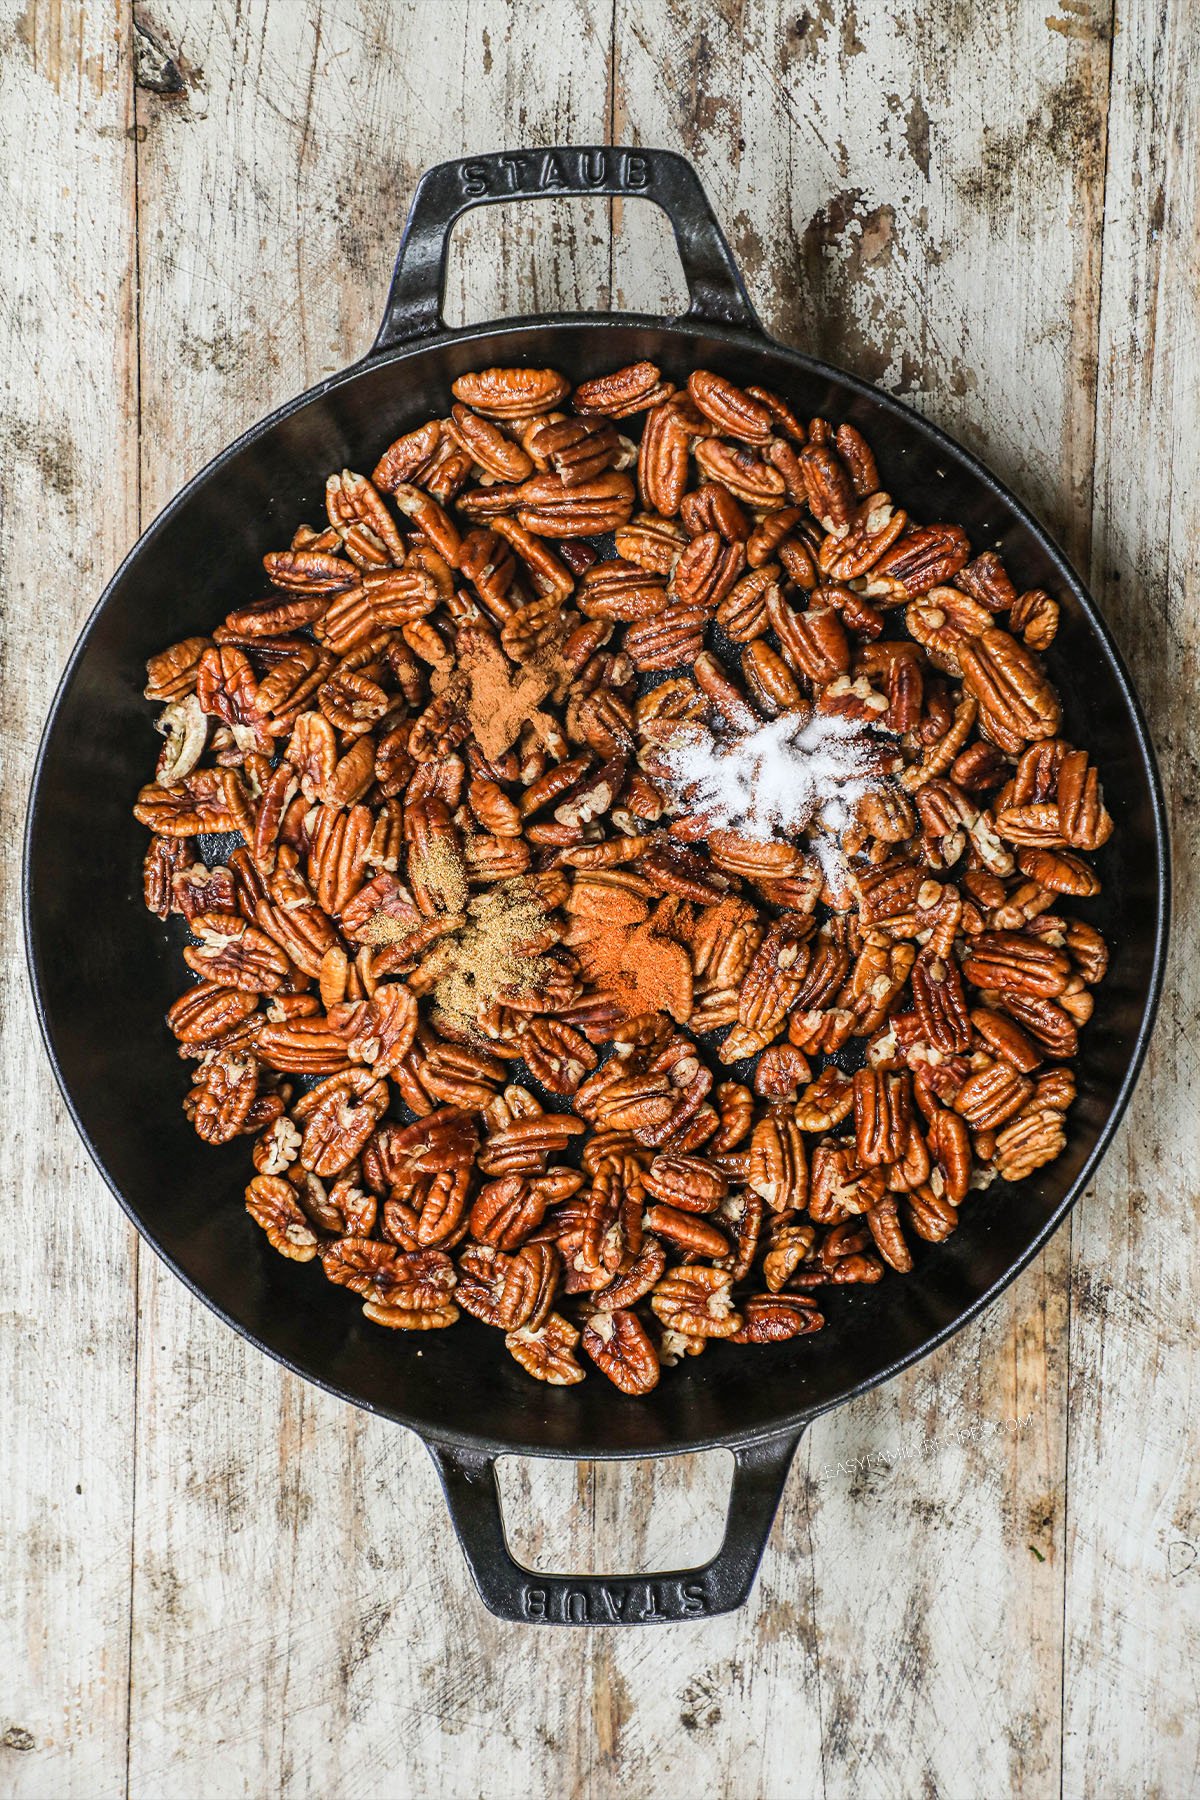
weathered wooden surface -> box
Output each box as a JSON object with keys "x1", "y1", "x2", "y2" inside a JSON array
[
  {"x1": 0, "y1": 4, "x2": 139, "y2": 1796},
  {"x1": 1064, "y1": 0, "x2": 1200, "y2": 1792},
  {"x1": 1, "y1": 1, "x2": 1195, "y2": 1796}
]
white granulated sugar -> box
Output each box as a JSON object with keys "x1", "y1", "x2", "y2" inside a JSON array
[
  {"x1": 662, "y1": 710, "x2": 895, "y2": 845},
  {"x1": 813, "y1": 829, "x2": 853, "y2": 896}
]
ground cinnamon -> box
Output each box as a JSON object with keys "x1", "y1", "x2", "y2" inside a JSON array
[
  {"x1": 567, "y1": 898, "x2": 693, "y2": 1024},
  {"x1": 431, "y1": 628, "x2": 556, "y2": 762}
]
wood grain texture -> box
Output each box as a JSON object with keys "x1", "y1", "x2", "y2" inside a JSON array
[
  {"x1": 1064, "y1": 0, "x2": 1200, "y2": 1792},
  {"x1": 3, "y1": 0, "x2": 1197, "y2": 1796},
  {"x1": 0, "y1": 4, "x2": 139, "y2": 1797}
]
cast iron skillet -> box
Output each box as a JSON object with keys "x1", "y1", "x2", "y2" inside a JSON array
[{"x1": 25, "y1": 147, "x2": 1168, "y2": 1625}]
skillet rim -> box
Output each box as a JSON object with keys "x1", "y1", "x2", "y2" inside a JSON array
[{"x1": 23, "y1": 311, "x2": 1171, "y2": 1460}]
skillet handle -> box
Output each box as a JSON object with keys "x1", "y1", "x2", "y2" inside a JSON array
[
  {"x1": 425, "y1": 1429, "x2": 802, "y2": 1624},
  {"x1": 372, "y1": 146, "x2": 761, "y2": 352}
]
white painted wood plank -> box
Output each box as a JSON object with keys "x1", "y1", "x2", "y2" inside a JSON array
[
  {"x1": 498, "y1": 1451, "x2": 730, "y2": 1574},
  {"x1": 614, "y1": 4, "x2": 1112, "y2": 1795},
  {"x1": 0, "y1": 4, "x2": 139, "y2": 1797},
  {"x1": 1064, "y1": 0, "x2": 1200, "y2": 1791}
]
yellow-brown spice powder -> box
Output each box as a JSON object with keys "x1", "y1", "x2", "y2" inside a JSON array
[
  {"x1": 409, "y1": 835, "x2": 468, "y2": 917},
  {"x1": 430, "y1": 879, "x2": 555, "y2": 1037}
]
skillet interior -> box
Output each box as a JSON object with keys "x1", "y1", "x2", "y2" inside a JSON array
[{"x1": 25, "y1": 317, "x2": 1167, "y2": 1459}]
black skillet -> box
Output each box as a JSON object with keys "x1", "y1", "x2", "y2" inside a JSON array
[{"x1": 24, "y1": 147, "x2": 1168, "y2": 1624}]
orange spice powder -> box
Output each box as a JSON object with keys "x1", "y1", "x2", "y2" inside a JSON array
[
  {"x1": 432, "y1": 629, "x2": 556, "y2": 762},
  {"x1": 570, "y1": 910, "x2": 693, "y2": 1024}
]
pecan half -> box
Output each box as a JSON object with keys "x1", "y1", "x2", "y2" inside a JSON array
[
  {"x1": 581, "y1": 1308, "x2": 661, "y2": 1393},
  {"x1": 245, "y1": 1176, "x2": 320, "y2": 1261}
]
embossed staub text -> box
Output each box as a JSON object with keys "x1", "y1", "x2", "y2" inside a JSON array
[
  {"x1": 520, "y1": 1580, "x2": 709, "y2": 1624},
  {"x1": 459, "y1": 149, "x2": 650, "y2": 199}
]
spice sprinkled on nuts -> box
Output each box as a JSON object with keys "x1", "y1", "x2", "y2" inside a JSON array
[{"x1": 135, "y1": 359, "x2": 1111, "y2": 1391}]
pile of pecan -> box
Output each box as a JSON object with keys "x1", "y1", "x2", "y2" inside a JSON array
[{"x1": 135, "y1": 358, "x2": 1112, "y2": 1394}]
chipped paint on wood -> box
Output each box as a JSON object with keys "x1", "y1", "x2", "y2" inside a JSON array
[
  {"x1": 1064, "y1": 0, "x2": 1200, "y2": 1790},
  {"x1": 0, "y1": 3, "x2": 140, "y2": 1797},
  {"x1": 3, "y1": 0, "x2": 1196, "y2": 1794}
]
